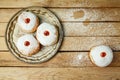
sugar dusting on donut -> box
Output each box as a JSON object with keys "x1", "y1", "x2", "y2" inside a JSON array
[
  {"x1": 36, "y1": 22, "x2": 58, "y2": 46},
  {"x1": 16, "y1": 34, "x2": 40, "y2": 56},
  {"x1": 89, "y1": 45, "x2": 113, "y2": 67},
  {"x1": 17, "y1": 11, "x2": 39, "y2": 32}
]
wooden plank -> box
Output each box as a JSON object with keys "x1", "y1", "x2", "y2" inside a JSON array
[
  {"x1": 0, "y1": 8, "x2": 120, "y2": 22},
  {"x1": 0, "y1": 67, "x2": 119, "y2": 80},
  {"x1": 64, "y1": 22, "x2": 120, "y2": 37},
  {"x1": 0, "y1": 52, "x2": 92, "y2": 67},
  {"x1": 51, "y1": 8, "x2": 120, "y2": 22},
  {"x1": 0, "y1": 0, "x2": 120, "y2": 8},
  {"x1": 2, "y1": 22, "x2": 120, "y2": 37},
  {"x1": 0, "y1": 51, "x2": 119, "y2": 67},
  {"x1": 0, "y1": 37, "x2": 7, "y2": 50},
  {"x1": 60, "y1": 37, "x2": 120, "y2": 51},
  {"x1": 0, "y1": 23, "x2": 7, "y2": 36},
  {"x1": 0, "y1": 9, "x2": 20, "y2": 22},
  {"x1": 2, "y1": 37, "x2": 120, "y2": 51}
]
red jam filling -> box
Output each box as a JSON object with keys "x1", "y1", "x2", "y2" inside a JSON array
[
  {"x1": 44, "y1": 30, "x2": 50, "y2": 36},
  {"x1": 24, "y1": 18, "x2": 30, "y2": 24},
  {"x1": 100, "y1": 52, "x2": 106, "y2": 57},
  {"x1": 24, "y1": 41, "x2": 30, "y2": 46}
]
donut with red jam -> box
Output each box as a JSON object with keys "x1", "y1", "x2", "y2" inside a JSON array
[
  {"x1": 36, "y1": 22, "x2": 58, "y2": 46},
  {"x1": 17, "y1": 11, "x2": 39, "y2": 33},
  {"x1": 16, "y1": 34, "x2": 40, "y2": 56},
  {"x1": 89, "y1": 45, "x2": 113, "y2": 67}
]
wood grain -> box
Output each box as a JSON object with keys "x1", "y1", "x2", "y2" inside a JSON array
[
  {"x1": 0, "y1": 51, "x2": 119, "y2": 67},
  {"x1": 0, "y1": 0, "x2": 120, "y2": 8},
  {"x1": 64, "y1": 22, "x2": 120, "y2": 37},
  {"x1": 60, "y1": 37, "x2": 120, "y2": 51},
  {"x1": 0, "y1": 37, "x2": 7, "y2": 51},
  {"x1": 2, "y1": 22, "x2": 120, "y2": 37},
  {"x1": 0, "y1": 23, "x2": 7, "y2": 37},
  {"x1": 51, "y1": 8, "x2": 120, "y2": 21},
  {"x1": 2, "y1": 37, "x2": 120, "y2": 51},
  {"x1": 0, "y1": 67, "x2": 119, "y2": 80},
  {"x1": 0, "y1": 8, "x2": 120, "y2": 22}
]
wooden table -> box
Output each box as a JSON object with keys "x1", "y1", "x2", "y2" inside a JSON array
[{"x1": 0, "y1": 0, "x2": 120, "y2": 80}]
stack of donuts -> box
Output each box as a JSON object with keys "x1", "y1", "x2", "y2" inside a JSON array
[{"x1": 16, "y1": 11, "x2": 58, "y2": 56}]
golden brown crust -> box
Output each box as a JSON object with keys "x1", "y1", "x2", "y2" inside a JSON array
[
  {"x1": 49, "y1": 26, "x2": 59, "y2": 46},
  {"x1": 28, "y1": 44, "x2": 40, "y2": 56},
  {"x1": 31, "y1": 17, "x2": 40, "y2": 32},
  {"x1": 89, "y1": 48, "x2": 100, "y2": 67}
]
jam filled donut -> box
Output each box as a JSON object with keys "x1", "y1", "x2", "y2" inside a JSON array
[
  {"x1": 17, "y1": 11, "x2": 39, "y2": 33},
  {"x1": 36, "y1": 22, "x2": 58, "y2": 46},
  {"x1": 89, "y1": 45, "x2": 113, "y2": 67},
  {"x1": 16, "y1": 34, "x2": 40, "y2": 56}
]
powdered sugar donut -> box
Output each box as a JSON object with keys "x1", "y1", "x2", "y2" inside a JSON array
[
  {"x1": 89, "y1": 45, "x2": 113, "y2": 67},
  {"x1": 36, "y1": 22, "x2": 58, "y2": 46},
  {"x1": 17, "y1": 11, "x2": 39, "y2": 33},
  {"x1": 16, "y1": 34, "x2": 40, "y2": 56}
]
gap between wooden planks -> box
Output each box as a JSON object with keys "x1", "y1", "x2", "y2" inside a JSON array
[
  {"x1": 0, "y1": 8, "x2": 120, "y2": 22},
  {"x1": 0, "y1": 0, "x2": 120, "y2": 8},
  {"x1": 0, "y1": 51, "x2": 119, "y2": 67},
  {"x1": 0, "y1": 67, "x2": 119, "y2": 80},
  {"x1": 1, "y1": 22, "x2": 120, "y2": 37}
]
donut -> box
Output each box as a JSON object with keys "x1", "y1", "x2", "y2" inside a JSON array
[
  {"x1": 36, "y1": 22, "x2": 58, "y2": 46},
  {"x1": 17, "y1": 11, "x2": 39, "y2": 33},
  {"x1": 89, "y1": 45, "x2": 113, "y2": 67},
  {"x1": 16, "y1": 34, "x2": 40, "y2": 56}
]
